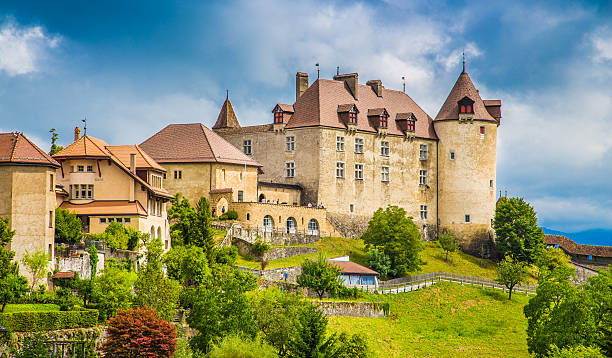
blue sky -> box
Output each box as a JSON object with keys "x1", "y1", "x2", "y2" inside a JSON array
[{"x1": 1, "y1": 0, "x2": 612, "y2": 233}]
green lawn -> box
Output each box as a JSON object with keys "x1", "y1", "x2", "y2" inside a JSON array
[
  {"x1": 328, "y1": 282, "x2": 530, "y2": 358},
  {"x1": 2, "y1": 304, "x2": 60, "y2": 313},
  {"x1": 213, "y1": 229, "x2": 228, "y2": 243}
]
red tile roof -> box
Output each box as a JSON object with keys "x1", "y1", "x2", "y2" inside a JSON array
[
  {"x1": 435, "y1": 72, "x2": 498, "y2": 122},
  {"x1": 59, "y1": 200, "x2": 148, "y2": 216},
  {"x1": 53, "y1": 135, "x2": 110, "y2": 158},
  {"x1": 282, "y1": 79, "x2": 437, "y2": 139},
  {"x1": 545, "y1": 235, "x2": 612, "y2": 258},
  {"x1": 329, "y1": 260, "x2": 379, "y2": 275},
  {"x1": 0, "y1": 132, "x2": 59, "y2": 167},
  {"x1": 140, "y1": 123, "x2": 262, "y2": 167},
  {"x1": 213, "y1": 96, "x2": 241, "y2": 129},
  {"x1": 274, "y1": 104, "x2": 295, "y2": 113},
  {"x1": 105, "y1": 145, "x2": 165, "y2": 172}
]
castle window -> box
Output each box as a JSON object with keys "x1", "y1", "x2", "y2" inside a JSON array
[
  {"x1": 379, "y1": 114, "x2": 388, "y2": 128},
  {"x1": 349, "y1": 111, "x2": 357, "y2": 124},
  {"x1": 450, "y1": 151, "x2": 455, "y2": 160},
  {"x1": 336, "y1": 136, "x2": 345, "y2": 152},
  {"x1": 243, "y1": 140, "x2": 252, "y2": 155},
  {"x1": 381, "y1": 166, "x2": 390, "y2": 182},
  {"x1": 380, "y1": 141, "x2": 389, "y2": 157},
  {"x1": 246, "y1": 213, "x2": 250, "y2": 220},
  {"x1": 307, "y1": 219, "x2": 319, "y2": 236},
  {"x1": 87, "y1": 165, "x2": 93, "y2": 172},
  {"x1": 419, "y1": 144, "x2": 428, "y2": 160},
  {"x1": 80, "y1": 184, "x2": 87, "y2": 199},
  {"x1": 407, "y1": 119, "x2": 415, "y2": 132},
  {"x1": 49, "y1": 211, "x2": 53, "y2": 228},
  {"x1": 116, "y1": 218, "x2": 123, "y2": 223},
  {"x1": 480, "y1": 126, "x2": 485, "y2": 135},
  {"x1": 350, "y1": 204, "x2": 354, "y2": 213},
  {"x1": 238, "y1": 190, "x2": 244, "y2": 202},
  {"x1": 77, "y1": 165, "x2": 84, "y2": 172},
  {"x1": 490, "y1": 179, "x2": 494, "y2": 187},
  {"x1": 286, "y1": 136, "x2": 295, "y2": 151},
  {"x1": 458, "y1": 97, "x2": 475, "y2": 114},
  {"x1": 354, "y1": 138, "x2": 364, "y2": 153},
  {"x1": 420, "y1": 205, "x2": 427, "y2": 220},
  {"x1": 124, "y1": 218, "x2": 131, "y2": 223},
  {"x1": 465, "y1": 215, "x2": 471, "y2": 223},
  {"x1": 274, "y1": 110, "x2": 283, "y2": 124},
  {"x1": 163, "y1": 173, "x2": 166, "y2": 179},
  {"x1": 285, "y1": 162, "x2": 295, "y2": 178},
  {"x1": 336, "y1": 162, "x2": 345, "y2": 178},
  {"x1": 419, "y1": 170, "x2": 427, "y2": 186},
  {"x1": 286, "y1": 217, "x2": 297, "y2": 233},
  {"x1": 50, "y1": 174, "x2": 54, "y2": 191},
  {"x1": 263, "y1": 215, "x2": 274, "y2": 232},
  {"x1": 100, "y1": 218, "x2": 106, "y2": 224},
  {"x1": 354, "y1": 164, "x2": 363, "y2": 180},
  {"x1": 174, "y1": 170, "x2": 182, "y2": 179}
]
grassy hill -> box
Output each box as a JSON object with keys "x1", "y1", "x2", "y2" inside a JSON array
[{"x1": 328, "y1": 282, "x2": 530, "y2": 357}]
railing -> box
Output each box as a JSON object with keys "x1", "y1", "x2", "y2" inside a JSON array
[{"x1": 378, "y1": 272, "x2": 537, "y2": 295}]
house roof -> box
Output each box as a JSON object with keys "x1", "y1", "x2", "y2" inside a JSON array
[
  {"x1": 545, "y1": 235, "x2": 612, "y2": 258},
  {"x1": 105, "y1": 145, "x2": 165, "y2": 172},
  {"x1": 53, "y1": 136, "x2": 172, "y2": 199},
  {"x1": 395, "y1": 112, "x2": 414, "y2": 120},
  {"x1": 0, "y1": 132, "x2": 59, "y2": 167},
  {"x1": 213, "y1": 95, "x2": 241, "y2": 129},
  {"x1": 210, "y1": 188, "x2": 233, "y2": 194},
  {"x1": 140, "y1": 123, "x2": 262, "y2": 167},
  {"x1": 329, "y1": 260, "x2": 379, "y2": 275},
  {"x1": 274, "y1": 104, "x2": 295, "y2": 113},
  {"x1": 435, "y1": 72, "x2": 497, "y2": 122},
  {"x1": 282, "y1": 78, "x2": 437, "y2": 139},
  {"x1": 337, "y1": 104, "x2": 357, "y2": 113},
  {"x1": 59, "y1": 200, "x2": 148, "y2": 216}
]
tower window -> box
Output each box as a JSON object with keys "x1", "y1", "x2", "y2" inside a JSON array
[
  {"x1": 458, "y1": 97, "x2": 475, "y2": 114},
  {"x1": 419, "y1": 170, "x2": 427, "y2": 186},
  {"x1": 380, "y1": 141, "x2": 389, "y2": 157},
  {"x1": 243, "y1": 140, "x2": 252, "y2": 155},
  {"x1": 450, "y1": 151, "x2": 455, "y2": 160},
  {"x1": 349, "y1": 111, "x2": 357, "y2": 124},
  {"x1": 274, "y1": 111, "x2": 283, "y2": 124},
  {"x1": 336, "y1": 136, "x2": 345, "y2": 152},
  {"x1": 336, "y1": 162, "x2": 345, "y2": 178},
  {"x1": 480, "y1": 126, "x2": 485, "y2": 135},
  {"x1": 420, "y1": 205, "x2": 427, "y2": 220},
  {"x1": 419, "y1": 144, "x2": 428, "y2": 160},
  {"x1": 465, "y1": 215, "x2": 471, "y2": 223},
  {"x1": 407, "y1": 119, "x2": 415, "y2": 132},
  {"x1": 354, "y1": 138, "x2": 364, "y2": 153},
  {"x1": 285, "y1": 162, "x2": 295, "y2": 178},
  {"x1": 286, "y1": 136, "x2": 295, "y2": 151},
  {"x1": 381, "y1": 166, "x2": 390, "y2": 182},
  {"x1": 490, "y1": 179, "x2": 494, "y2": 187},
  {"x1": 379, "y1": 114, "x2": 388, "y2": 128}
]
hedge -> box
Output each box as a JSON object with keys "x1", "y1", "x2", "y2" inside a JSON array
[{"x1": 0, "y1": 309, "x2": 99, "y2": 332}]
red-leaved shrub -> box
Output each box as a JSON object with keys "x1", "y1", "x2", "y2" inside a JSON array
[{"x1": 102, "y1": 308, "x2": 177, "y2": 357}]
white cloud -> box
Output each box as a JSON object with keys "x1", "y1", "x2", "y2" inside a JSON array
[
  {"x1": 591, "y1": 26, "x2": 612, "y2": 62},
  {"x1": 531, "y1": 196, "x2": 612, "y2": 232},
  {"x1": 0, "y1": 19, "x2": 60, "y2": 76}
]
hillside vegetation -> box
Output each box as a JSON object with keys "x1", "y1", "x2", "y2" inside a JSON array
[{"x1": 328, "y1": 282, "x2": 530, "y2": 357}]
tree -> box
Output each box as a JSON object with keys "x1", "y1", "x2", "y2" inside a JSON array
[
  {"x1": 548, "y1": 345, "x2": 606, "y2": 358},
  {"x1": 102, "y1": 308, "x2": 177, "y2": 358},
  {"x1": 21, "y1": 250, "x2": 49, "y2": 290},
  {"x1": 92, "y1": 265, "x2": 137, "y2": 321},
  {"x1": 287, "y1": 304, "x2": 333, "y2": 358},
  {"x1": 88, "y1": 243, "x2": 99, "y2": 278},
  {"x1": 496, "y1": 255, "x2": 526, "y2": 300},
  {"x1": 187, "y1": 266, "x2": 258, "y2": 353},
  {"x1": 533, "y1": 247, "x2": 572, "y2": 281},
  {"x1": 134, "y1": 238, "x2": 182, "y2": 321},
  {"x1": 208, "y1": 335, "x2": 278, "y2": 358},
  {"x1": 100, "y1": 222, "x2": 130, "y2": 250},
  {"x1": 167, "y1": 195, "x2": 216, "y2": 264},
  {"x1": 163, "y1": 245, "x2": 210, "y2": 287},
  {"x1": 54, "y1": 208, "x2": 82, "y2": 244},
  {"x1": 168, "y1": 193, "x2": 196, "y2": 246},
  {"x1": 326, "y1": 332, "x2": 369, "y2": 358},
  {"x1": 494, "y1": 197, "x2": 545, "y2": 263},
  {"x1": 49, "y1": 128, "x2": 64, "y2": 156},
  {"x1": 437, "y1": 231, "x2": 459, "y2": 262},
  {"x1": 361, "y1": 206, "x2": 424, "y2": 276},
  {"x1": 365, "y1": 247, "x2": 395, "y2": 279},
  {"x1": 296, "y1": 255, "x2": 342, "y2": 300},
  {"x1": 524, "y1": 269, "x2": 611, "y2": 357},
  {"x1": 0, "y1": 217, "x2": 29, "y2": 312},
  {"x1": 193, "y1": 197, "x2": 216, "y2": 263}
]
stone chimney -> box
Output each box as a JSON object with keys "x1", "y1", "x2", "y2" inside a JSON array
[
  {"x1": 296, "y1": 72, "x2": 309, "y2": 100},
  {"x1": 366, "y1": 80, "x2": 383, "y2": 97},
  {"x1": 74, "y1": 127, "x2": 81, "y2": 141},
  {"x1": 130, "y1": 153, "x2": 136, "y2": 173},
  {"x1": 333, "y1": 73, "x2": 359, "y2": 100}
]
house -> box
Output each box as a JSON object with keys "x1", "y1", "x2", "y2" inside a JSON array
[
  {"x1": 545, "y1": 234, "x2": 612, "y2": 268},
  {"x1": 0, "y1": 132, "x2": 60, "y2": 279},
  {"x1": 53, "y1": 131, "x2": 173, "y2": 250},
  {"x1": 214, "y1": 69, "x2": 501, "y2": 252},
  {"x1": 329, "y1": 256, "x2": 379, "y2": 288}
]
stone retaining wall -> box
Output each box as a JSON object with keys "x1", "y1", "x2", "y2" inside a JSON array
[
  {"x1": 312, "y1": 301, "x2": 386, "y2": 318},
  {"x1": 232, "y1": 238, "x2": 317, "y2": 262},
  {"x1": 2, "y1": 326, "x2": 106, "y2": 357}
]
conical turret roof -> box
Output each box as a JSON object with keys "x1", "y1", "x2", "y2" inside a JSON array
[
  {"x1": 213, "y1": 93, "x2": 241, "y2": 129},
  {"x1": 435, "y1": 72, "x2": 495, "y2": 121}
]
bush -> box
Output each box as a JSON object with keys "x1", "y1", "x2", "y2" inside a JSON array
[
  {"x1": 0, "y1": 309, "x2": 98, "y2": 332},
  {"x1": 11, "y1": 332, "x2": 51, "y2": 358},
  {"x1": 337, "y1": 286, "x2": 363, "y2": 300},
  {"x1": 208, "y1": 334, "x2": 277, "y2": 358},
  {"x1": 218, "y1": 210, "x2": 238, "y2": 221},
  {"x1": 251, "y1": 240, "x2": 270, "y2": 257}
]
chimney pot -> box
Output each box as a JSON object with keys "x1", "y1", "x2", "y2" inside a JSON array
[
  {"x1": 333, "y1": 73, "x2": 359, "y2": 100},
  {"x1": 296, "y1": 72, "x2": 309, "y2": 100},
  {"x1": 74, "y1": 127, "x2": 81, "y2": 141},
  {"x1": 366, "y1": 80, "x2": 383, "y2": 97},
  {"x1": 130, "y1": 153, "x2": 136, "y2": 173}
]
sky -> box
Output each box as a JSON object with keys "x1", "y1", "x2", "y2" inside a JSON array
[{"x1": 0, "y1": 0, "x2": 611, "y2": 233}]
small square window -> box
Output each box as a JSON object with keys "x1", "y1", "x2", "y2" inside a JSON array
[
  {"x1": 465, "y1": 215, "x2": 471, "y2": 223},
  {"x1": 100, "y1": 218, "x2": 107, "y2": 223},
  {"x1": 116, "y1": 218, "x2": 123, "y2": 223},
  {"x1": 77, "y1": 165, "x2": 84, "y2": 172},
  {"x1": 87, "y1": 165, "x2": 93, "y2": 172},
  {"x1": 124, "y1": 218, "x2": 131, "y2": 223}
]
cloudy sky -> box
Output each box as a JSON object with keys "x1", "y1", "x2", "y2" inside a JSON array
[{"x1": 1, "y1": 0, "x2": 611, "y2": 232}]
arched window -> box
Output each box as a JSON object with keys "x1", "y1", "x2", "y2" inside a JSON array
[
  {"x1": 263, "y1": 215, "x2": 274, "y2": 232},
  {"x1": 307, "y1": 219, "x2": 319, "y2": 236},
  {"x1": 157, "y1": 227, "x2": 162, "y2": 240},
  {"x1": 286, "y1": 217, "x2": 297, "y2": 234},
  {"x1": 150, "y1": 226, "x2": 156, "y2": 239},
  {"x1": 259, "y1": 194, "x2": 266, "y2": 202}
]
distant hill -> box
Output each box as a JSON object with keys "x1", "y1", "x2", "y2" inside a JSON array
[{"x1": 543, "y1": 227, "x2": 612, "y2": 246}]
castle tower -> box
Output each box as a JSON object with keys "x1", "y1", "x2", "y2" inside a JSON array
[
  {"x1": 433, "y1": 70, "x2": 501, "y2": 253},
  {"x1": 212, "y1": 91, "x2": 241, "y2": 129}
]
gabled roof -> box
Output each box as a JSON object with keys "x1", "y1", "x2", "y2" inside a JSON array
[
  {"x1": 106, "y1": 145, "x2": 165, "y2": 172},
  {"x1": 140, "y1": 123, "x2": 262, "y2": 167},
  {"x1": 329, "y1": 260, "x2": 379, "y2": 275},
  {"x1": 283, "y1": 79, "x2": 437, "y2": 139},
  {"x1": 0, "y1": 132, "x2": 59, "y2": 167},
  {"x1": 213, "y1": 95, "x2": 241, "y2": 129},
  {"x1": 273, "y1": 104, "x2": 295, "y2": 113},
  {"x1": 53, "y1": 135, "x2": 110, "y2": 159},
  {"x1": 435, "y1": 72, "x2": 496, "y2": 122},
  {"x1": 53, "y1": 136, "x2": 171, "y2": 199},
  {"x1": 337, "y1": 104, "x2": 358, "y2": 113},
  {"x1": 545, "y1": 235, "x2": 612, "y2": 258},
  {"x1": 395, "y1": 112, "x2": 415, "y2": 120},
  {"x1": 367, "y1": 108, "x2": 388, "y2": 117}
]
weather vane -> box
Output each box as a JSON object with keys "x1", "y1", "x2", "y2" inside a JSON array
[{"x1": 82, "y1": 117, "x2": 87, "y2": 136}]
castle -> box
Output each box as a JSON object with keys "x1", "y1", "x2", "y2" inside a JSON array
[{"x1": 209, "y1": 69, "x2": 501, "y2": 252}]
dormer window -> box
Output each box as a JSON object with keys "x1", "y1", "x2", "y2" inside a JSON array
[
  {"x1": 407, "y1": 119, "x2": 415, "y2": 132},
  {"x1": 349, "y1": 111, "x2": 357, "y2": 124},
  {"x1": 458, "y1": 96, "x2": 475, "y2": 114},
  {"x1": 338, "y1": 104, "x2": 359, "y2": 127},
  {"x1": 379, "y1": 114, "x2": 388, "y2": 128},
  {"x1": 395, "y1": 112, "x2": 417, "y2": 133},
  {"x1": 274, "y1": 110, "x2": 283, "y2": 124}
]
